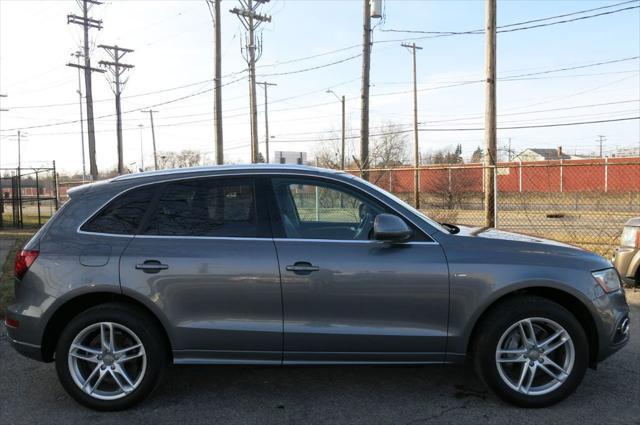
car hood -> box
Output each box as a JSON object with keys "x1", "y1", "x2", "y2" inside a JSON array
[
  {"x1": 449, "y1": 225, "x2": 614, "y2": 268},
  {"x1": 455, "y1": 225, "x2": 582, "y2": 250}
]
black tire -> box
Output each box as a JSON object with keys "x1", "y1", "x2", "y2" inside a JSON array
[
  {"x1": 472, "y1": 295, "x2": 589, "y2": 408},
  {"x1": 55, "y1": 302, "x2": 168, "y2": 411}
]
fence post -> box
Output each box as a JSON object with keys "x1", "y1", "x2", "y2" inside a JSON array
[
  {"x1": 604, "y1": 157, "x2": 608, "y2": 193},
  {"x1": 559, "y1": 158, "x2": 563, "y2": 193},
  {"x1": 518, "y1": 159, "x2": 523, "y2": 192},
  {"x1": 414, "y1": 167, "x2": 420, "y2": 209},
  {"x1": 53, "y1": 160, "x2": 59, "y2": 210},
  {"x1": 35, "y1": 170, "x2": 41, "y2": 226},
  {"x1": 17, "y1": 166, "x2": 22, "y2": 228},
  {"x1": 493, "y1": 165, "x2": 498, "y2": 227}
]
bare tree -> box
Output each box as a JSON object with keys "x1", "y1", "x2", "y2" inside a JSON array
[
  {"x1": 157, "y1": 150, "x2": 202, "y2": 169},
  {"x1": 369, "y1": 122, "x2": 409, "y2": 168},
  {"x1": 313, "y1": 127, "x2": 356, "y2": 169}
]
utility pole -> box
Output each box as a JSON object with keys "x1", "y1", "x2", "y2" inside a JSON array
[
  {"x1": 402, "y1": 42, "x2": 423, "y2": 209},
  {"x1": 207, "y1": 0, "x2": 224, "y2": 165},
  {"x1": 141, "y1": 110, "x2": 159, "y2": 170},
  {"x1": 360, "y1": 0, "x2": 372, "y2": 180},
  {"x1": 257, "y1": 81, "x2": 276, "y2": 163},
  {"x1": 230, "y1": 0, "x2": 271, "y2": 164},
  {"x1": 138, "y1": 124, "x2": 144, "y2": 172},
  {"x1": 70, "y1": 51, "x2": 87, "y2": 182},
  {"x1": 67, "y1": 0, "x2": 104, "y2": 180},
  {"x1": 326, "y1": 90, "x2": 346, "y2": 170},
  {"x1": 597, "y1": 135, "x2": 606, "y2": 158},
  {"x1": 483, "y1": 0, "x2": 497, "y2": 228},
  {"x1": 99, "y1": 44, "x2": 134, "y2": 175}
]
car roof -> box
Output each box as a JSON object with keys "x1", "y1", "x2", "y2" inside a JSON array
[{"x1": 111, "y1": 164, "x2": 347, "y2": 182}]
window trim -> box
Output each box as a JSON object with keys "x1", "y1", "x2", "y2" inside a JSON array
[
  {"x1": 266, "y1": 175, "x2": 433, "y2": 242},
  {"x1": 76, "y1": 171, "x2": 438, "y2": 244}
]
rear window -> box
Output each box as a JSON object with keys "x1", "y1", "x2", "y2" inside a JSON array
[{"x1": 81, "y1": 188, "x2": 153, "y2": 235}]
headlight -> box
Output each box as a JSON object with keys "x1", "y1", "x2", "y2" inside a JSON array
[
  {"x1": 620, "y1": 226, "x2": 640, "y2": 248},
  {"x1": 592, "y1": 268, "x2": 621, "y2": 293}
]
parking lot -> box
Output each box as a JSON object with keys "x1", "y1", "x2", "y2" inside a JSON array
[{"x1": 0, "y1": 290, "x2": 638, "y2": 425}]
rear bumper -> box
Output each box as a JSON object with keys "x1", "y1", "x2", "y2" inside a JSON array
[
  {"x1": 4, "y1": 305, "x2": 47, "y2": 362},
  {"x1": 7, "y1": 333, "x2": 44, "y2": 361}
]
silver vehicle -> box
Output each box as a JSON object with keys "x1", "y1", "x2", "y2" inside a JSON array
[
  {"x1": 613, "y1": 217, "x2": 640, "y2": 286},
  {"x1": 5, "y1": 165, "x2": 629, "y2": 410}
]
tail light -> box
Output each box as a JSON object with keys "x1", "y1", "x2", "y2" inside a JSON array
[{"x1": 14, "y1": 250, "x2": 39, "y2": 280}]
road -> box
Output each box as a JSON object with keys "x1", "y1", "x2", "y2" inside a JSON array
[{"x1": 1, "y1": 291, "x2": 639, "y2": 425}]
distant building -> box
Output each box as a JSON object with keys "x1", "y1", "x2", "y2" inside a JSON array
[
  {"x1": 614, "y1": 147, "x2": 640, "y2": 158},
  {"x1": 516, "y1": 147, "x2": 572, "y2": 162},
  {"x1": 273, "y1": 151, "x2": 308, "y2": 165}
]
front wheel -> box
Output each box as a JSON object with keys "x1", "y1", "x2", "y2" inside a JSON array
[
  {"x1": 473, "y1": 296, "x2": 589, "y2": 407},
  {"x1": 55, "y1": 303, "x2": 167, "y2": 410}
]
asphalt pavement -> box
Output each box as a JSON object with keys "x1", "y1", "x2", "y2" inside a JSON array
[{"x1": 1, "y1": 291, "x2": 639, "y2": 425}]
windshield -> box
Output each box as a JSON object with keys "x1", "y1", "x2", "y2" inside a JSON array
[{"x1": 344, "y1": 173, "x2": 450, "y2": 234}]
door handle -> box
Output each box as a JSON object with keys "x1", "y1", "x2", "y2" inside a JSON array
[
  {"x1": 135, "y1": 260, "x2": 169, "y2": 274},
  {"x1": 286, "y1": 262, "x2": 319, "y2": 273}
]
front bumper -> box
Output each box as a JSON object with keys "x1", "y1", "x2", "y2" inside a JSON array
[
  {"x1": 612, "y1": 247, "x2": 640, "y2": 285},
  {"x1": 592, "y1": 287, "x2": 630, "y2": 363}
]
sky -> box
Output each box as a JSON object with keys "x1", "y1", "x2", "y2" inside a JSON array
[{"x1": 0, "y1": 0, "x2": 639, "y2": 174}]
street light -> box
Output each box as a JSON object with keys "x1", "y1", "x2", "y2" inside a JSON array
[
  {"x1": 138, "y1": 124, "x2": 145, "y2": 172},
  {"x1": 325, "y1": 89, "x2": 346, "y2": 170}
]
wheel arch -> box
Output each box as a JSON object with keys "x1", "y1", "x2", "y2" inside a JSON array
[
  {"x1": 466, "y1": 286, "x2": 599, "y2": 368},
  {"x1": 41, "y1": 291, "x2": 173, "y2": 363}
]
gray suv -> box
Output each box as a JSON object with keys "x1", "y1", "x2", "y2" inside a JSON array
[{"x1": 5, "y1": 165, "x2": 630, "y2": 410}]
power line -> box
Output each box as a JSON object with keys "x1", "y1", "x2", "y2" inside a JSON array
[{"x1": 379, "y1": 1, "x2": 639, "y2": 38}]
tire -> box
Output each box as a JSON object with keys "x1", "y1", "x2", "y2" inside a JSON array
[
  {"x1": 472, "y1": 295, "x2": 588, "y2": 408},
  {"x1": 55, "y1": 302, "x2": 167, "y2": 411}
]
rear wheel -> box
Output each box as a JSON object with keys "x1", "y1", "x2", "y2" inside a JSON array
[
  {"x1": 55, "y1": 303, "x2": 167, "y2": 410},
  {"x1": 473, "y1": 296, "x2": 588, "y2": 407}
]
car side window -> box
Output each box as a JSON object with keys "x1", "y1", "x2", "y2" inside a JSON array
[
  {"x1": 272, "y1": 178, "x2": 385, "y2": 240},
  {"x1": 81, "y1": 187, "x2": 153, "y2": 235},
  {"x1": 142, "y1": 178, "x2": 258, "y2": 237}
]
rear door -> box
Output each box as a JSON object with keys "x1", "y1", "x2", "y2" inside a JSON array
[
  {"x1": 268, "y1": 176, "x2": 450, "y2": 364},
  {"x1": 119, "y1": 176, "x2": 283, "y2": 364}
]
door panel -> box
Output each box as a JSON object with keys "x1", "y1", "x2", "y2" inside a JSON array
[
  {"x1": 276, "y1": 240, "x2": 449, "y2": 363},
  {"x1": 120, "y1": 238, "x2": 282, "y2": 363}
]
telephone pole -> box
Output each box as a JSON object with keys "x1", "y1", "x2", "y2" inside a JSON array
[
  {"x1": 71, "y1": 51, "x2": 87, "y2": 182},
  {"x1": 483, "y1": 0, "x2": 497, "y2": 227},
  {"x1": 401, "y1": 42, "x2": 423, "y2": 209},
  {"x1": 597, "y1": 135, "x2": 606, "y2": 158},
  {"x1": 141, "y1": 110, "x2": 159, "y2": 170},
  {"x1": 360, "y1": 0, "x2": 372, "y2": 180},
  {"x1": 230, "y1": 0, "x2": 271, "y2": 164},
  {"x1": 99, "y1": 44, "x2": 134, "y2": 175},
  {"x1": 206, "y1": 0, "x2": 224, "y2": 165},
  {"x1": 257, "y1": 81, "x2": 276, "y2": 163},
  {"x1": 138, "y1": 124, "x2": 144, "y2": 172},
  {"x1": 67, "y1": 0, "x2": 104, "y2": 180},
  {"x1": 326, "y1": 90, "x2": 346, "y2": 170}
]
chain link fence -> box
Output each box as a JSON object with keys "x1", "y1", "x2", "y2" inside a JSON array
[
  {"x1": 0, "y1": 164, "x2": 60, "y2": 229},
  {"x1": 352, "y1": 158, "x2": 640, "y2": 257}
]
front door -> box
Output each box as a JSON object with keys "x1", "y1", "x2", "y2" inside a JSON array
[
  {"x1": 119, "y1": 176, "x2": 283, "y2": 364},
  {"x1": 268, "y1": 176, "x2": 449, "y2": 364}
]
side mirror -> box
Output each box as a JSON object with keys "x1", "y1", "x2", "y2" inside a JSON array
[{"x1": 373, "y1": 213, "x2": 413, "y2": 242}]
